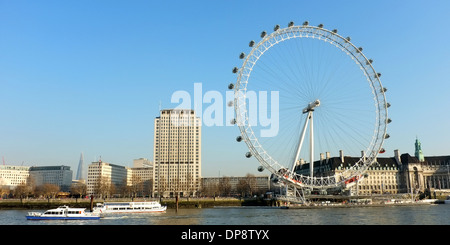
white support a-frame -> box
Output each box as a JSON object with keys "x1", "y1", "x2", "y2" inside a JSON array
[{"x1": 291, "y1": 100, "x2": 320, "y2": 180}]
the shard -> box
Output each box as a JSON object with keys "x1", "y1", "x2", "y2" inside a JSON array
[{"x1": 76, "y1": 152, "x2": 85, "y2": 181}]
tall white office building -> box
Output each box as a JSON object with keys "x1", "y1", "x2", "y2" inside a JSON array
[{"x1": 153, "y1": 109, "x2": 201, "y2": 197}]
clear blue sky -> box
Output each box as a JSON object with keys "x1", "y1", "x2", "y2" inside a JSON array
[{"x1": 1, "y1": 0, "x2": 450, "y2": 177}]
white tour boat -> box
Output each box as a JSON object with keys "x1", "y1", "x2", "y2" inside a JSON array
[
  {"x1": 26, "y1": 205, "x2": 101, "y2": 220},
  {"x1": 94, "y1": 201, "x2": 167, "y2": 214}
]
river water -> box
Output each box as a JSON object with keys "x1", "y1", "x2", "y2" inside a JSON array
[{"x1": 1, "y1": 204, "x2": 449, "y2": 225}]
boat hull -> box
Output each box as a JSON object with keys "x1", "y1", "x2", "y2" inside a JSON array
[
  {"x1": 26, "y1": 216, "x2": 101, "y2": 220},
  {"x1": 99, "y1": 208, "x2": 167, "y2": 214},
  {"x1": 26, "y1": 206, "x2": 102, "y2": 220},
  {"x1": 95, "y1": 201, "x2": 167, "y2": 214}
]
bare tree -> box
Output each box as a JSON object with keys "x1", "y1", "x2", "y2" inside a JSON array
[
  {"x1": 186, "y1": 172, "x2": 197, "y2": 197},
  {"x1": 235, "y1": 174, "x2": 258, "y2": 197},
  {"x1": 245, "y1": 174, "x2": 257, "y2": 196},
  {"x1": 0, "y1": 185, "x2": 9, "y2": 199},
  {"x1": 143, "y1": 179, "x2": 153, "y2": 197},
  {"x1": 218, "y1": 177, "x2": 232, "y2": 197},
  {"x1": 94, "y1": 176, "x2": 115, "y2": 199},
  {"x1": 70, "y1": 182, "x2": 87, "y2": 200},
  {"x1": 36, "y1": 183, "x2": 60, "y2": 199},
  {"x1": 130, "y1": 175, "x2": 144, "y2": 198},
  {"x1": 14, "y1": 181, "x2": 32, "y2": 202},
  {"x1": 117, "y1": 178, "x2": 130, "y2": 198},
  {"x1": 200, "y1": 181, "x2": 218, "y2": 197},
  {"x1": 236, "y1": 179, "x2": 249, "y2": 197}
]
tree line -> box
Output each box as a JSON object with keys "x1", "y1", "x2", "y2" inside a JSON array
[
  {"x1": 1, "y1": 174, "x2": 268, "y2": 199},
  {"x1": 200, "y1": 174, "x2": 268, "y2": 197},
  {"x1": 0, "y1": 175, "x2": 153, "y2": 200}
]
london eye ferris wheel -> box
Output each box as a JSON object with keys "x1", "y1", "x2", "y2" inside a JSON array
[{"x1": 229, "y1": 21, "x2": 391, "y2": 191}]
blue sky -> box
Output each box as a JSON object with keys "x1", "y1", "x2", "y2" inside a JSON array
[{"x1": 1, "y1": 0, "x2": 450, "y2": 177}]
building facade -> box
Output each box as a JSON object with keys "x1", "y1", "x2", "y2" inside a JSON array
[
  {"x1": 294, "y1": 139, "x2": 450, "y2": 196},
  {"x1": 29, "y1": 166, "x2": 73, "y2": 192},
  {"x1": 133, "y1": 158, "x2": 152, "y2": 168},
  {"x1": 1, "y1": 165, "x2": 73, "y2": 192},
  {"x1": 130, "y1": 158, "x2": 153, "y2": 197},
  {"x1": 399, "y1": 151, "x2": 450, "y2": 193},
  {"x1": 87, "y1": 161, "x2": 131, "y2": 196},
  {"x1": 0, "y1": 165, "x2": 30, "y2": 190},
  {"x1": 132, "y1": 158, "x2": 153, "y2": 182},
  {"x1": 153, "y1": 109, "x2": 201, "y2": 197}
]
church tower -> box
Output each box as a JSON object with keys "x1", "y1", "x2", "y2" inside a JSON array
[{"x1": 414, "y1": 137, "x2": 425, "y2": 162}]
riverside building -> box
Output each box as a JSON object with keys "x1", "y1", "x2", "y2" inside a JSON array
[
  {"x1": 86, "y1": 159, "x2": 154, "y2": 197},
  {"x1": 132, "y1": 158, "x2": 153, "y2": 182},
  {"x1": 87, "y1": 161, "x2": 131, "y2": 196},
  {"x1": 294, "y1": 138, "x2": 450, "y2": 196},
  {"x1": 131, "y1": 158, "x2": 153, "y2": 197},
  {"x1": 153, "y1": 109, "x2": 202, "y2": 197},
  {"x1": 1, "y1": 165, "x2": 73, "y2": 192},
  {"x1": 29, "y1": 166, "x2": 73, "y2": 192},
  {"x1": 0, "y1": 165, "x2": 30, "y2": 190}
]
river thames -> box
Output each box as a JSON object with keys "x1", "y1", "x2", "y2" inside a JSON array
[{"x1": 1, "y1": 204, "x2": 449, "y2": 225}]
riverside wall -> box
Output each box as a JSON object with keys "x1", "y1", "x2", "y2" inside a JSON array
[
  {"x1": 0, "y1": 197, "x2": 249, "y2": 210},
  {"x1": 0, "y1": 196, "x2": 444, "y2": 210}
]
